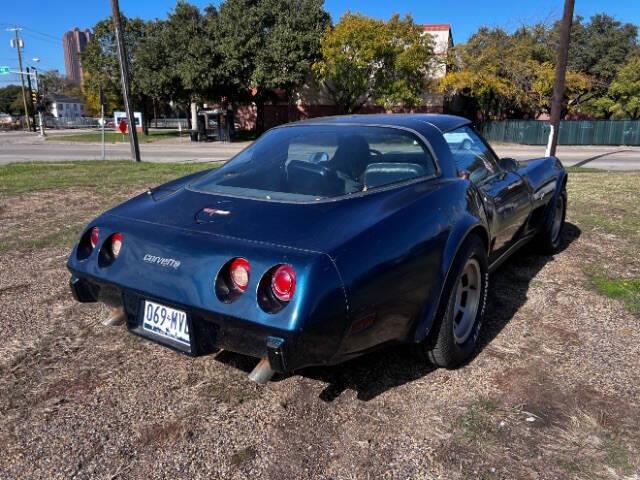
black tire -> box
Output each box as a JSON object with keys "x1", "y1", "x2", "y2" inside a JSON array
[
  {"x1": 423, "y1": 235, "x2": 489, "y2": 368},
  {"x1": 537, "y1": 188, "x2": 567, "y2": 254}
]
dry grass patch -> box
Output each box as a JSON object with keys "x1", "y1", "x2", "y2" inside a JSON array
[{"x1": 0, "y1": 163, "x2": 639, "y2": 479}]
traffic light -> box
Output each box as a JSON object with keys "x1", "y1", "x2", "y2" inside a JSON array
[{"x1": 30, "y1": 89, "x2": 38, "y2": 106}]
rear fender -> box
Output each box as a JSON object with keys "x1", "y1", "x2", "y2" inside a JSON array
[
  {"x1": 519, "y1": 157, "x2": 566, "y2": 232},
  {"x1": 412, "y1": 187, "x2": 488, "y2": 342}
]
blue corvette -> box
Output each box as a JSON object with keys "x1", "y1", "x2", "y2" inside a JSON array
[{"x1": 67, "y1": 114, "x2": 567, "y2": 383}]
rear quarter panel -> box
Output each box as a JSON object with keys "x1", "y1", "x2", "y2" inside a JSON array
[{"x1": 327, "y1": 178, "x2": 487, "y2": 360}]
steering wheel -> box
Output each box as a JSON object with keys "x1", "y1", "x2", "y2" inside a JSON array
[{"x1": 369, "y1": 148, "x2": 383, "y2": 156}]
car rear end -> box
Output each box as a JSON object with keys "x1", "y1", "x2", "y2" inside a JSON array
[{"x1": 67, "y1": 214, "x2": 348, "y2": 373}]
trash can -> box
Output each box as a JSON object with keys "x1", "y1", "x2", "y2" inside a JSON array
[{"x1": 189, "y1": 130, "x2": 198, "y2": 142}]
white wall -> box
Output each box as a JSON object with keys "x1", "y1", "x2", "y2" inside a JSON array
[{"x1": 50, "y1": 101, "x2": 84, "y2": 118}]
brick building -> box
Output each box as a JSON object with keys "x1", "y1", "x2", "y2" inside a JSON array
[{"x1": 63, "y1": 28, "x2": 92, "y2": 84}]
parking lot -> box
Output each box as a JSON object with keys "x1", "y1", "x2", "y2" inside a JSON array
[{"x1": 0, "y1": 160, "x2": 639, "y2": 478}]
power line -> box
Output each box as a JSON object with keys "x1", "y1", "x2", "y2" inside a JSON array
[
  {"x1": 21, "y1": 26, "x2": 62, "y2": 42},
  {"x1": 21, "y1": 31, "x2": 63, "y2": 47}
]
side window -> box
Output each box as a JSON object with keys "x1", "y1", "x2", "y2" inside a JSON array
[
  {"x1": 443, "y1": 126, "x2": 499, "y2": 184},
  {"x1": 363, "y1": 130, "x2": 437, "y2": 176}
]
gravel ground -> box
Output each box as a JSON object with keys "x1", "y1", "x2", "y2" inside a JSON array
[{"x1": 1, "y1": 179, "x2": 639, "y2": 479}]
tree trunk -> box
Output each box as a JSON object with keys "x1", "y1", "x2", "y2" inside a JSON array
[
  {"x1": 255, "y1": 98, "x2": 265, "y2": 134},
  {"x1": 153, "y1": 98, "x2": 158, "y2": 129}
]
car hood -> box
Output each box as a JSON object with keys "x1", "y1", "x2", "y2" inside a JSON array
[{"x1": 102, "y1": 176, "x2": 448, "y2": 255}]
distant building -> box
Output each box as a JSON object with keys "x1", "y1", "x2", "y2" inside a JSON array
[
  {"x1": 49, "y1": 95, "x2": 85, "y2": 118},
  {"x1": 235, "y1": 23, "x2": 455, "y2": 130},
  {"x1": 63, "y1": 28, "x2": 92, "y2": 84},
  {"x1": 421, "y1": 24, "x2": 454, "y2": 78}
]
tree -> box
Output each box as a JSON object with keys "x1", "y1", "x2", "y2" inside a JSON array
[
  {"x1": 81, "y1": 15, "x2": 148, "y2": 120},
  {"x1": 0, "y1": 85, "x2": 23, "y2": 115},
  {"x1": 161, "y1": 1, "x2": 221, "y2": 111},
  {"x1": 39, "y1": 70, "x2": 83, "y2": 98},
  {"x1": 313, "y1": 13, "x2": 434, "y2": 113},
  {"x1": 134, "y1": 20, "x2": 184, "y2": 126},
  {"x1": 607, "y1": 56, "x2": 640, "y2": 119},
  {"x1": 439, "y1": 25, "x2": 593, "y2": 119},
  {"x1": 216, "y1": 0, "x2": 330, "y2": 130},
  {"x1": 561, "y1": 14, "x2": 639, "y2": 85}
]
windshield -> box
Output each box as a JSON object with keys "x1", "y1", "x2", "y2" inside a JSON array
[{"x1": 190, "y1": 125, "x2": 438, "y2": 201}]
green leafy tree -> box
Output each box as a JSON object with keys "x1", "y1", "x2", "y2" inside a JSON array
[
  {"x1": 0, "y1": 85, "x2": 23, "y2": 115},
  {"x1": 608, "y1": 56, "x2": 640, "y2": 119},
  {"x1": 561, "y1": 14, "x2": 639, "y2": 85},
  {"x1": 217, "y1": 0, "x2": 329, "y2": 130},
  {"x1": 440, "y1": 25, "x2": 593, "y2": 119},
  {"x1": 313, "y1": 13, "x2": 434, "y2": 113},
  {"x1": 161, "y1": 1, "x2": 222, "y2": 112},
  {"x1": 81, "y1": 15, "x2": 148, "y2": 118}
]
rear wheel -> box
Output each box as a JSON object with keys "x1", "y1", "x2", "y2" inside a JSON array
[
  {"x1": 423, "y1": 235, "x2": 488, "y2": 368},
  {"x1": 538, "y1": 188, "x2": 567, "y2": 254}
]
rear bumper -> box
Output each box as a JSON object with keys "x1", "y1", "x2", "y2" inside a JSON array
[{"x1": 69, "y1": 274, "x2": 320, "y2": 373}]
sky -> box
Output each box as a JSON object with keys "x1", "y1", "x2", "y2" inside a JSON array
[{"x1": 1, "y1": 0, "x2": 639, "y2": 86}]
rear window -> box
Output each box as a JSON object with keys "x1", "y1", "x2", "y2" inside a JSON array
[{"x1": 190, "y1": 125, "x2": 437, "y2": 201}]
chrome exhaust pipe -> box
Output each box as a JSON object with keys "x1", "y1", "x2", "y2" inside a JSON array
[
  {"x1": 102, "y1": 307, "x2": 126, "y2": 326},
  {"x1": 248, "y1": 357, "x2": 275, "y2": 384}
]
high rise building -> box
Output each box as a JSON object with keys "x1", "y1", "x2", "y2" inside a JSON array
[{"x1": 63, "y1": 28, "x2": 93, "y2": 84}]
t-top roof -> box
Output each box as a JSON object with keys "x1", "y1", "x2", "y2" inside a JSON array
[{"x1": 291, "y1": 114, "x2": 471, "y2": 134}]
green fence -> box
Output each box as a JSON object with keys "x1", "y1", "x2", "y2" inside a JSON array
[{"x1": 480, "y1": 120, "x2": 640, "y2": 146}]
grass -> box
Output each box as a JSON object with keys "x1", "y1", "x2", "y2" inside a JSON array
[
  {"x1": 566, "y1": 170, "x2": 640, "y2": 247},
  {"x1": 453, "y1": 397, "x2": 501, "y2": 443},
  {"x1": 0, "y1": 160, "x2": 213, "y2": 196},
  {"x1": 0, "y1": 160, "x2": 218, "y2": 252},
  {"x1": 48, "y1": 130, "x2": 181, "y2": 144},
  {"x1": 591, "y1": 276, "x2": 640, "y2": 315},
  {"x1": 565, "y1": 170, "x2": 640, "y2": 316}
]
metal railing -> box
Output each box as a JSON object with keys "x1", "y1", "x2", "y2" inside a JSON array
[
  {"x1": 148, "y1": 118, "x2": 189, "y2": 129},
  {"x1": 44, "y1": 117, "x2": 101, "y2": 129}
]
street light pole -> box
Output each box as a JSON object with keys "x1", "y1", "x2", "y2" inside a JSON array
[
  {"x1": 7, "y1": 27, "x2": 31, "y2": 131},
  {"x1": 545, "y1": 0, "x2": 575, "y2": 157},
  {"x1": 110, "y1": 0, "x2": 141, "y2": 162}
]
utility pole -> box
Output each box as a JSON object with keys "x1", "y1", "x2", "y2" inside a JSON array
[
  {"x1": 99, "y1": 85, "x2": 106, "y2": 160},
  {"x1": 545, "y1": 0, "x2": 575, "y2": 157},
  {"x1": 7, "y1": 27, "x2": 31, "y2": 131},
  {"x1": 110, "y1": 0, "x2": 141, "y2": 162}
]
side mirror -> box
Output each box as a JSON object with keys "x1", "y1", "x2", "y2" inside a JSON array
[{"x1": 499, "y1": 157, "x2": 519, "y2": 172}]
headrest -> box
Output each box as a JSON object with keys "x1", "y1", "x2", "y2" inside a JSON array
[{"x1": 286, "y1": 160, "x2": 344, "y2": 196}]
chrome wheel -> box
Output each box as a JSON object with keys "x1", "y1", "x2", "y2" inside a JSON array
[
  {"x1": 551, "y1": 195, "x2": 564, "y2": 244},
  {"x1": 452, "y1": 258, "x2": 481, "y2": 344}
]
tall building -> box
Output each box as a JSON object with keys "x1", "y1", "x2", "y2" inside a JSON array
[{"x1": 63, "y1": 28, "x2": 92, "y2": 84}]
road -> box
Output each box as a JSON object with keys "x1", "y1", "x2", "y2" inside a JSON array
[
  {"x1": 493, "y1": 144, "x2": 640, "y2": 170},
  {"x1": 1, "y1": 129, "x2": 639, "y2": 169},
  {"x1": 0, "y1": 130, "x2": 249, "y2": 164}
]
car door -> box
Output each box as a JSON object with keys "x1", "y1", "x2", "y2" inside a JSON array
[{"x1": 443, "y1": 126, "x2": 532, "y2": 259}]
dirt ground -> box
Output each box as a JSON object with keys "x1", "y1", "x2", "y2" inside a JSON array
[{"x1": 1, "y1": 171, "x2": 639, "y2": 479}]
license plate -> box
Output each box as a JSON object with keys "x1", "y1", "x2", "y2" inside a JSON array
[{"x1": 142, "y1": 300, "x2": 190, "y2": 347}]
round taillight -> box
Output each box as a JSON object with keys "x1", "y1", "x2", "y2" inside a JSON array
[
  {"x1": 271, "y1": 265, "x2": 296, "y2": 302},
  {"x1": 90, "y1": 227, "x2": 100, "y2": 249},
  {"x1": 230, "y1": 258, "x2": 250, "y2": 292},
  {"x1": 111, "y1": 233, "x2": 123, "y2": 258}
]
